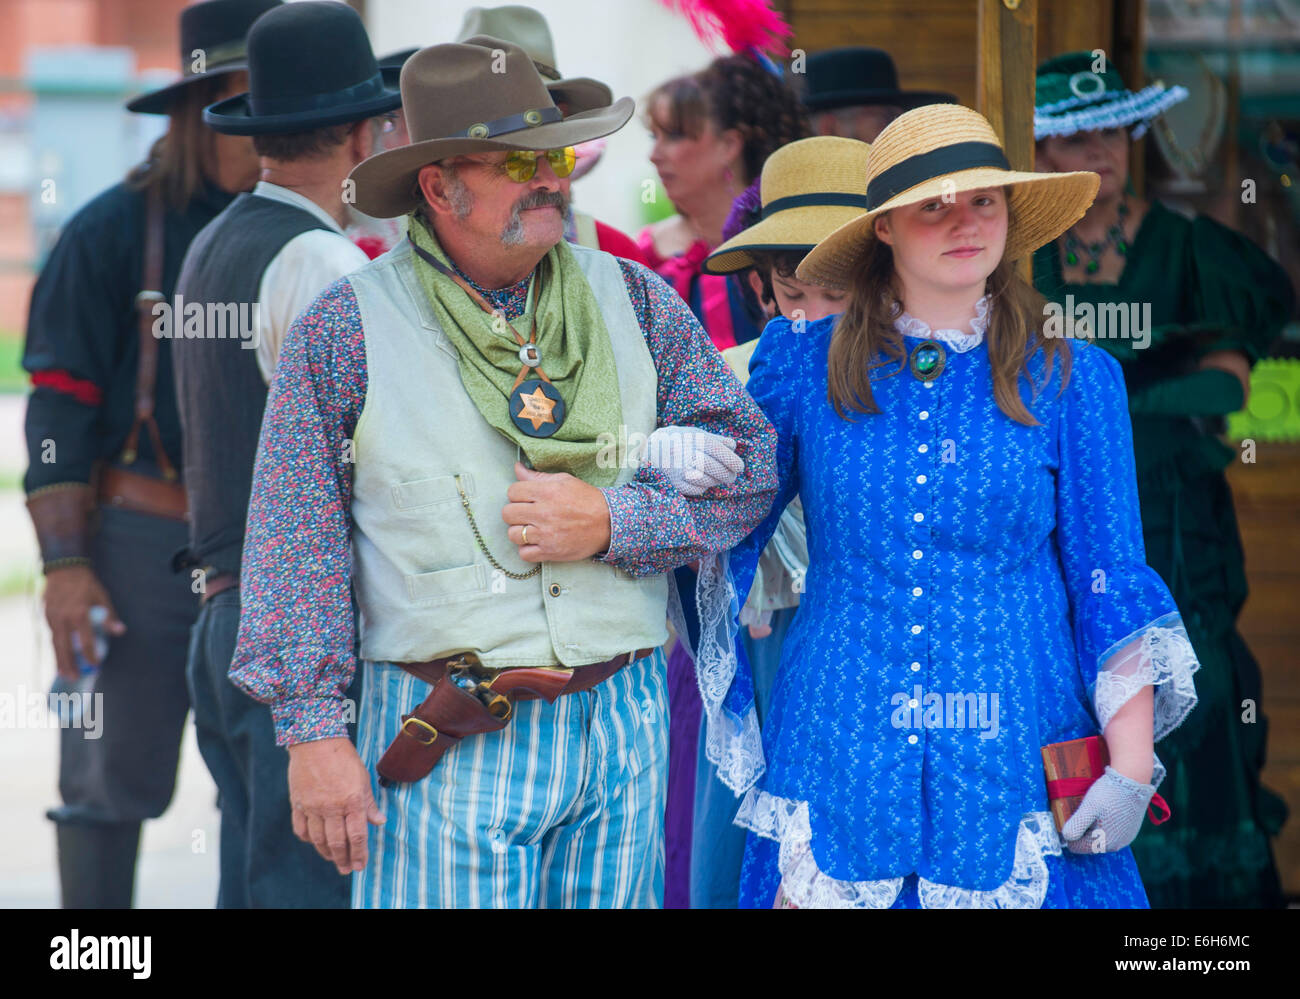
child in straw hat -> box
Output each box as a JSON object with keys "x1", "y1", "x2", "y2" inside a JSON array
[
  {"x1": 686, "y1": 136, "x2": 870, "y2": 907},
  {"x1": 692, "y1": 104, "x2": 1202, "y2": 908}
]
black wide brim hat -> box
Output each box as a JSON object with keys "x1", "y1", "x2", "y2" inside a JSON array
[
  {"x1": 126, "y1": 0, "x2": 283, "y2": 115},
  {"x1": 804, "y1": 86, "x2": 959, "y2": 113},
  {"x1": 203, "y1": 0, "x2": 401, "y2": 136},
  {"x1": 801, "y1": 46, "x2": 957, "y2": 113}
]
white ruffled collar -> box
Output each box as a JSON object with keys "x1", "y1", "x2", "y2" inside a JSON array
[{"x1": 894, "y1": 295, "x2": 990, "y2": 353}]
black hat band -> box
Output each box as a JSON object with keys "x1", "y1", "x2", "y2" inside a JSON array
[
  {"x1": 454, "y1": 106, "x2": 564, "y2": 140},
  {"x1": 866, "y1": 141, "x2": 1010, "y2": 211},
  {"x1": 250, "y1": 71, "x2": 388, "y2": 117},
  {"x1": 184, "y1": 39, "x2": 248, "y2": 76},
  {"x1": 761, "y1": 192, "x2": 868, "y2": 219}
]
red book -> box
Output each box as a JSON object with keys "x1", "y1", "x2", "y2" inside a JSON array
[
  {"x1": 1042, "y1": 736, "x2": 1110, "y2": 832},
  {"x1": 1041, "y1": 735, "x2": 1171, "y2": 832}
]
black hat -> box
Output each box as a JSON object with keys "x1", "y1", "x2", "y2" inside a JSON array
[
  {"x1": 203, "y1": 1, "x2": 401, "y2": 136},
  {"x1": 126, "y1": 0, "x2": 283, "y2": 115},
  {"x1": 802, "y1": 47, "x2": 956, "y2": 113}
]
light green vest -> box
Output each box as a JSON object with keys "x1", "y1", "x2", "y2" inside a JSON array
[{"x1": 348, "y1": 239, "x2": 668, "y2": 667}]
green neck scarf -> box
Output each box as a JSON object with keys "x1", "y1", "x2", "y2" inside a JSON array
[{"x1": 407, "y1": 215, "x2": 624, "y2": 487}]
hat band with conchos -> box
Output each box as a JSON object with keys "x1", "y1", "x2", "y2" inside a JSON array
[
  {"x1": 250, "y1": 72, "x2": 388, "y2": 116},
  {"x1": 867, "y1": 141, "x2": 1011, "y2": 210},
  {"x1": 762, "y1": 192, "x2": 868, "y2": 218},
  {"x1": 457, "y1": 106, "x2": 564, "y2": 139}
]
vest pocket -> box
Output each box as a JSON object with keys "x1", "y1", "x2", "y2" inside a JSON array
[
  {"x1": 391, "y1": 473, "x2": 472, "y2": 509},
  {"x1": 405, "y1": 562, "x2": 490, "y2": 604}
]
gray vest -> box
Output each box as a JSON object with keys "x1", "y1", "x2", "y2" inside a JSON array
[
  {"x1": 174, "y1": 194, "x2": 329, "y2": 574},
  {"x1": 349, "y1": 240, "x2": 668, "y2": 667}
]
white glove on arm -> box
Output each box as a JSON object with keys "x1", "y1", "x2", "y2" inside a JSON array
[
  {"x1": 642, "y1": 426, "x2": 744, "y2": 496},
  {"x1": 1060, "y1": 765, "x2": 1158, "y2": 854}
]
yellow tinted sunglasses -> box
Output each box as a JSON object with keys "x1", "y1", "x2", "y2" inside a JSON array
[{"x1": 502, "y1": 147, "x2": 577, "y2": 183}]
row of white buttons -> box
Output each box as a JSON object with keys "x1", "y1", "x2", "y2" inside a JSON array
[{"x1": 910, "y1": 383, "x2": 935, "y2": 748}]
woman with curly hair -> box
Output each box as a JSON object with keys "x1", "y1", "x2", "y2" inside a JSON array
[{"x1": 640, "y1": 55, "x2": 812, "y2": 351}]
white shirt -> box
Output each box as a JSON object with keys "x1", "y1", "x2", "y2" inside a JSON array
[{"x1": 252, "y1": 181, "x2": 370, "y2": 384}]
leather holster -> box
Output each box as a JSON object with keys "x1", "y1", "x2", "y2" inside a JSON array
[{"x1": 377, "y1": 649, "x2": 652, "y2": 786}]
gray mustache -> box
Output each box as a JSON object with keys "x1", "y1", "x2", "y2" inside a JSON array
[{"x1": 513, "y1": 190, "x2": 568, "y2": 213}]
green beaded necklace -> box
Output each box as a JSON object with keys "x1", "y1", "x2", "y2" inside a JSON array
[{"x1": 1063, "y1": 199, "x2": 1129, "y2": 275}]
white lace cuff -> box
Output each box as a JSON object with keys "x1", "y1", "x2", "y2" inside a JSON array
[
  {"x1": 738, "y1": 789, "x2": 1062, "y2": 909},
  {"x1": 1093, "y1": 610, "x2": 1200, "y2": 741},
  {"x1": 695, "y1": 550, "x2": 766, "y2": 793}
]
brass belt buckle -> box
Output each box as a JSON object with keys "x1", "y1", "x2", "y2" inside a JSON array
[{"x1": 446, "y1": 653, "x2": 513, "y2": 720}]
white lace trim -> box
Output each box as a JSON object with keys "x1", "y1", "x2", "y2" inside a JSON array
[
  {"x1": 738, "y1": 789, "x2": 1062, "y2": 909},
  {"x1": 694, "y1": 550, "x2": 765, "y2": 793},
  {"x1": 893, "y1": 294, "x2": 990, "y2": 352},
  {"x1": 1093, "y1": 610, "x2": 1200, "y2": 743}
]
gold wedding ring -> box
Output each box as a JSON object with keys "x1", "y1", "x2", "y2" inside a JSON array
[{"x1": 522, "y1": 525, "x2": 529, "y2": 545}]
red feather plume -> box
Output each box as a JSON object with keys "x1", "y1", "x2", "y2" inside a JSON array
[{"x1": 657, "y1": 0, "x2": 793, "y2": 58}]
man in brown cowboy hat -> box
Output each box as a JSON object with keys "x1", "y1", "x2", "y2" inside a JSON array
[
  {"x1": 229, "y1": 37, "x2": 776, "y2": 908},
  {"x1": 22, "y1": 0, "x2": 281, "y2": 909},
  {"x1": 362, "y1": 4, "x2": 647, "y2": 264}
]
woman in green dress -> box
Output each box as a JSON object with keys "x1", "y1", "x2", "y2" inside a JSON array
[{"x1": 1033, "y1": 51, "x2": 1293, "y2": 908}]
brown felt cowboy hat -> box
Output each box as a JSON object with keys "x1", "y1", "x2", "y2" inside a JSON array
[
  {"x1": 348, "y1": 37, "x2": 634, "y2": 219},
  {"x1": 456, "y1": 5, "x2": 613, "y2": 114},
  {"x1": 377, "y1": 6, "x2": 613, "y2": 116}
]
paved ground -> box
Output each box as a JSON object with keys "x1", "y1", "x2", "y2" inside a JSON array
[{"x1": 0, "y1": 393, "x2": 219, "y2": 908}]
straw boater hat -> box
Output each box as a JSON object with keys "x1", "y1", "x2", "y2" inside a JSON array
[
  {"x1": 704, "y1": 136, "x2": 873, "y2": 274},
  {"x1": 797, "y1": 104, "x2": 1100, "y2": 288},
  {"x1": 348, "y1": 37, "x2": 634, "y2": 219}
]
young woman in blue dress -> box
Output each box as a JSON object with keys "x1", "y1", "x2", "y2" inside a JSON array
[{"x1": 694, "y1": 103, "x2": 1201, "y2": 908}]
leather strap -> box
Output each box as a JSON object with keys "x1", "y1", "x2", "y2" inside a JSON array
[
  {"x1": 121, "y1": 184, "x2": 179, "y2": 482},
  {"x1": 377, "y1": 647, "x2": 654, "y2": 785}
]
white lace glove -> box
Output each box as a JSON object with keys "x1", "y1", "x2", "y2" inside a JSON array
[
  {"x1": 642, "y1": 426, "x2": 743, "y2": 496},
  {"x1": 1060, "y1": 766, "x2": 1157, "y2": 855}
]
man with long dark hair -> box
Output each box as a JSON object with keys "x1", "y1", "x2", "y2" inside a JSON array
[{"x1": 22, "y1": 0, "x2": 281, "y2": 909}]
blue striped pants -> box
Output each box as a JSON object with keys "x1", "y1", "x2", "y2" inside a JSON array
[{"x1": 353, "y1": 650, "x2": 668, "y2": 908}]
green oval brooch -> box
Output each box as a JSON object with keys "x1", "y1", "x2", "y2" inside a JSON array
[{"x1": 909, "y1": 339, "x2": 947, "y2": 382}]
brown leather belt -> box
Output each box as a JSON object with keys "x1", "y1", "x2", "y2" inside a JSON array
[
  {"x1": 377, "y1": 647, "x2": 654, "y2": 786},
  {"x1": 202, "y1": 572, "x2": 239, "y2": 604},
  {"x1": 96, "y1": 464, "x2": 188, "y2": 522}
]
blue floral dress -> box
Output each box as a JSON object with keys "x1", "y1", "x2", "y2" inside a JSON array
[{"x1": 693, "y1": 300, "x2": 1201, "y2": 908}]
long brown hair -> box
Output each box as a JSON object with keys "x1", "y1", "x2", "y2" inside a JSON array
[
  {"x1": 826, "y1": 205, "x2": 1073, "y2": 426},
  {"x1": 126, "y1": 75, "x2": 233, "y2": 211}
]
